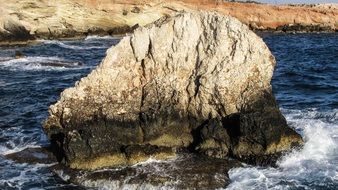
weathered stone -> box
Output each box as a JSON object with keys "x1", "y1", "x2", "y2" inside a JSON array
[
  {"x1": 66, "y1": 153, "x2": 242, "y2": 189},
  {"x1": 0, "y1": 17, "x2": 33, "y2": 42},
  {"x1": 195, "y1": 119, "x2": 231, "y2": 159},
  {"x1": 44, "y1": 11, "x2": 303, "y2": 170}
]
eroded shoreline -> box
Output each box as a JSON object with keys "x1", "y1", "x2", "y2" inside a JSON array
[{"x1": 0, "y1": 0, "x2": 337, "y2": 45}]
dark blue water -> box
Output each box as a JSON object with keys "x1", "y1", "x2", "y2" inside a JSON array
[
  {"x1": 268, "y1": 34, "x2": 338, "y2": 110},
  {"x1": 0, "y1": 34, "x2": 337, "y2": 189},
  {"x1": 0, "y1": 36, "x2": 120, "y2": 189}
]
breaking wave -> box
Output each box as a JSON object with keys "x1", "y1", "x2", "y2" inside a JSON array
[
  {"x1": 226, "y1": 109, "x2": 338, "y2": 190},
  {"x1": 0, "y1": 56, "x2": 83, "y2": 71},
  {"x1": 0, "y1": 160, "x2": 56, "y2": 189},
  {"x1": 77, "y1": 157, "x2": 179, "y2": 190},
  {"x1": 41, "y1": 40, "x2": 108, "y2": 50}
]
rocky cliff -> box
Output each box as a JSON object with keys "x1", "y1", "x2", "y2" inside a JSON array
[
  {"x1": 0, "y1": 0, "x2": 337, "y2": 44},
  {"x1": 44, "y1": 11, "x2": 302, "y2": 170}
]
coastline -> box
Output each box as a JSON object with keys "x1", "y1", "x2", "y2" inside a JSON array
[
  {"x1": 0, "y1": 0, "x2": 337, "y2": 45},
  {"x1": 0, "y1": 29, "x2": 335, "y2": 47},
  {"x1": 0, "y1": 32, "x2": 130, "y2": 46}
]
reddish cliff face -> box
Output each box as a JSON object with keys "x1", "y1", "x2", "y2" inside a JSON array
[
  {"x1": 204, "y1": 2, "x2": 338, "y2": 30},
  {"x1": 0, "y1": 0, "x2": 337, "y2": 43},
  {"x1": 61, "y1": 0, "x2": 338, "y2": 31}
]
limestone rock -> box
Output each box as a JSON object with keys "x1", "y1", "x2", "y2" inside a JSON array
[
  {"x1": 1, "y1": 0, "x2": 337, "y2": 45},
  {"x1": 44, "y1": 11, "x2": 302, "y2": 170},
  {"x1": 0, "y1": 8, "x2": 33, "y2": 42}
]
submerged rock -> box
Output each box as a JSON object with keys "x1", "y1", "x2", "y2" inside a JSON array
[
  {"x1": 68, "y1": 153, "x2": 242, "y2": 189},
  {"x1": 37, "y1": 61, "x2": 83, "y2": 68},
  {"x1": 44, "y1": 11, "x2": 302, "y2": 170},
  {"x1": 276, "y1": 23, "x2": 335, "y2": 33},
  {"x1": 5, "y1": 147, "x2": 57, "y2": 164}
]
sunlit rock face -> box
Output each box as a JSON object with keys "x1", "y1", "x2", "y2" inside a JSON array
[{"x1": 44, "y1": 11, "x2": 302, "y2": 170}]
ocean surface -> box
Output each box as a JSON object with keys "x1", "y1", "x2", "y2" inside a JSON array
[{"x1": 0, "y1": 33, "x2": 337, "y2": 189}]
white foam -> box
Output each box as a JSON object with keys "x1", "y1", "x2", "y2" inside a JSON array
[
  {"x1": 0, "y1": 162, "x2": 55, "y2": 189},
  {"x1": 226, "y1": 109, "x2": 338, "y2": 190},
  {"x1": 131, "y1": 156, "x2": 177, "y2": 167},
  {"x1": 41, "y1": 40, "x2": 106, "y2": 50},
  {"x1": 54, "y1": 170, "x2": 71, "y2": 181},
  {"x1": 278, "y1": 123, "x2": 335, "y2": 168},
  {"x1": 0, "y1": 57, "x2": 12, "y2": 62},
  {"x1": 0, "y1": 56, "x2": 82, "y2": 71},
  {"x1": 82, "y1": 179, "x2": 176, "y2": 190},
  {"x1": 85, "y1": 35, "x2": 120, "y2": 41},
  {"x1": 0, "y1": 129, "x2": 46, "y2": 155}
]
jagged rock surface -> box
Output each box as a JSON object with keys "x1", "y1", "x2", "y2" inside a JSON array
[{"x1": 44, "y1": 11, "x2": 302, "y2": 170}]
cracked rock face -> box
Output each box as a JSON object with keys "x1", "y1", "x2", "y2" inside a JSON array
[{"x1": 44, "y1": 11, "x2": 302, "y2": 170}]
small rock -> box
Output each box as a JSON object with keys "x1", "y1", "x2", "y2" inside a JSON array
[{"x1": 14, "y1": 51, "x2": 24, "y2": 59}]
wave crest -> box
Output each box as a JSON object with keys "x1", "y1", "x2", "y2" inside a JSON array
[{"x1": 41, "y1": 40, "x2": 107, "y2": 50}]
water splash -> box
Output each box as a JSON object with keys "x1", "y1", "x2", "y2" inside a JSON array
[
  {"x1": 226, "y1": 109, "x2": 338, "y2": 190},
  {"x1": 0, "y1": 160, "x2": 56, "y2": 190},
  {"x1": 85, "y1": 35, "x2": 121, "y2": 41}
]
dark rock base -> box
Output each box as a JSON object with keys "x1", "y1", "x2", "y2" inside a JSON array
[
  {"x1": 54, "y1": 152, "x2": 242, "y2": 189},
  {"x1": 5, "y1": 148, "x2": 242, "y2": 189},
  {"x1": 45, "y1": 89, "x2": 302, "y2": 170}
]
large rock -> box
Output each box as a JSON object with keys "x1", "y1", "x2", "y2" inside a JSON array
[{"x1": 44, "y1": 11, "x2": 302, "y2": 170}]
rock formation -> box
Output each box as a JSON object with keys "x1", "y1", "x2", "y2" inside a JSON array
[
  {"x1": 0, "y1": 0, "x2": 337, "y2": 44},
  {"x1": 0, "y1": 9, "x2": 33, "y2": 42},
  {"x1": 44, "y1": 11, "x2": 303, "y2": 170}
]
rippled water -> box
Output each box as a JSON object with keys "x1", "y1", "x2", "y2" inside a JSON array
[
  {"x1": 0, "y1": 36, "x2": 120, "y2": 189},
  {"x1": 0, "y1": 33, "x2": 337, "y2": 189}
]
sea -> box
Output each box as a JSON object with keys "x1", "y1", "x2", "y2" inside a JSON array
[{"x1": 0, "y1": 33, "x2": 337, "y2": 190}]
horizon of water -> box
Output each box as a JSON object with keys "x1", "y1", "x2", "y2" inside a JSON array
[{"x1": 0, "y1": 33, "x2": 337, "y2": 189}]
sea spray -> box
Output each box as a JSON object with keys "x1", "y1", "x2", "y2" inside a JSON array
[{"x1": 226, "y1": 109, "x2": 338, "y2": 190}]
